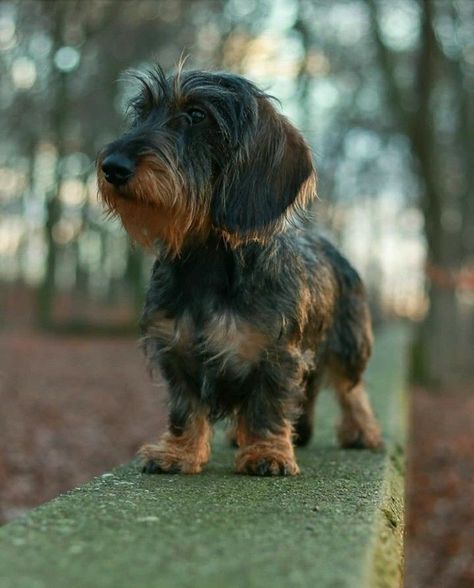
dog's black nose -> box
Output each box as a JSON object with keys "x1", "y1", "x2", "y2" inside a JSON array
[{"x1": 101, "y1": 153, "x2": 135, "y2": 186}]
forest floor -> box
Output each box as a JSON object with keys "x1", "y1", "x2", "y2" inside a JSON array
[
  {"x1": 405, "y1": 385, "x2": 474, "y2": 588},
  {"x1": 0, "y1": 330, "x2": 473, "y2": 588}
]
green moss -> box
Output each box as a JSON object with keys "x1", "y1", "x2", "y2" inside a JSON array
[{"x1": 0, "y1": 326, "x2": 409, "y2": 588}]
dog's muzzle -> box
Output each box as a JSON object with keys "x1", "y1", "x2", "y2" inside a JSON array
[{"x1": 101, "y1": 153, "x2": 135, "y2": 186}]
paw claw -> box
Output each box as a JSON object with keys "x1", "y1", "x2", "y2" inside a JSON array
[
  {"x1": 255, "y1": 460, "x2": 271, "y2": 476},
  {"x1": 142, "y1": 461, "x2": 159, "y2": 474}
]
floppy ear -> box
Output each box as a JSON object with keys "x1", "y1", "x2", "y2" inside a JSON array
[{"x1": 211, "y1": 97, "x2": 316, "y2": 241}]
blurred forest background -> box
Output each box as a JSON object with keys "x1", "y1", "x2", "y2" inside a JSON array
[
  {"x1": 0, "y1": 0, "x2": 473, "y2": 384},
  {"x1": 1, "y1": 1, "x2": 474, "y2": 585}
]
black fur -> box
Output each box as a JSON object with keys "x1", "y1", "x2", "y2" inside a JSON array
[
  {"x1": 98, "y1": 66, "x2": 379, "y2": 475},
  {"x1": 140, "y1": 231, "x2": 370, "y2": 436}
]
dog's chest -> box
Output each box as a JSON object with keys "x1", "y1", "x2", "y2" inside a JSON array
[{"x1": 147, "y1": 311, "x2": 269, "y2": 374}]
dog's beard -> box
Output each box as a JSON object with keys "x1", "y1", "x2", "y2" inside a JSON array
[{"x1": 98, "y1": 155, "x2": 210, "y2": 255}]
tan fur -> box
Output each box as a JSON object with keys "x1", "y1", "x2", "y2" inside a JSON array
[
  {"x1": 293, "y1": 285, "x2": 312, "y2": 342},
  {"x1": 98, "y1": 155, "x2": 211, "y2": 255},
  {"x1": 328, "y1": 368, "x2": 382, "y2": 449},
  {"x1": 145, "y1": 312, "x2": 269, "y2": 372},
  {"x1": 301, "y1": 265, "x2": 337, "y2": 351},
  {"x1": 217, "y1": 230, "x2": 266, "y2": 249},
  {"x1": 203, "y1": 315, "x2": 269, "y2": 366},
  {"x1": 139, "y1": 413, "x2": 211, "y2": 474},
  {"x1": 234, "y1": 418, "x2": 300, "y2": 476},
  {"x1": 145, "y1": 311, "x2": 193, "y2": 350}
]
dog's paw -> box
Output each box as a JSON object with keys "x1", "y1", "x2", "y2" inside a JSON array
[
  {"x1": 235, "y1": 446, "x2": 300, "y2": 476},
  {"x1": 237, "y1": 456, "x2": 300, "y2": 476},
  {"x1": 337, "y1": 421, "x2": 383, "y2": 450},
  {"x1": 138, "y1": 443, "x2": 203, "y2": 474},
  {"x1": 141, "y1": 458, "x2": 181, "y2": 474}
]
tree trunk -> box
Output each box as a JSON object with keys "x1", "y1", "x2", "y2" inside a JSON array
[
  {"x1": 36, "y1": 4, "x2": 70, "y2": 328},
  {"x1": 369, "y1": 0, "x2": 473, "y2": 386}
]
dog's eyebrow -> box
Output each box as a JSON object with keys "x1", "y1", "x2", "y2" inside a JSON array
[
  {"x1": 127, "y1": 66, "x2": 171, "y2": 112},
  {"x1": 169, "y1": 111, "x2": 193, "y2": 125}
]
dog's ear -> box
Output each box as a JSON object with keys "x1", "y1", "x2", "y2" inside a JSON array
[{"x1": 211, "y1": 97, "x2": 316, "y2": 241}]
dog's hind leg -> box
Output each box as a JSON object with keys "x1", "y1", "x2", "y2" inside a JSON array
[
  {"x1": 234, "y1": 349, "x2": 306, "y2": 476},
  {"x1": 329, "y1": 366, "x2": 381, "y2": 449},
  {"x1": 293, "y1": 370, "x2": 323, "y2": 447},
  {"x1": 326, "y1": 271, "x2": 381, "y2": 449}
]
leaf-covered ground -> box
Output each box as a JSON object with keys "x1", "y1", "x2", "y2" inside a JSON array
[
  {"x1": 0, "y1": 331, "x2": 166, "y2": 523},
  {"x1": 405, "y1": 386, "x2": 474, "y2": 588}
]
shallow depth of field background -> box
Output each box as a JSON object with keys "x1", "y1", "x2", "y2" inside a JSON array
[{"x1": 0, "y1": 2, "x2": 473, "y2": 587}]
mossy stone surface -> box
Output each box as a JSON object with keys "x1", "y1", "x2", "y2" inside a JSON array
[{"x1": 0, "y1": 326, "x2": 409, "y2": 588}]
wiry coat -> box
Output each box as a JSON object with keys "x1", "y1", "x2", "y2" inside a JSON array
[{"x1": 98, "y1": 66, "x2": 381, "y2": 476}]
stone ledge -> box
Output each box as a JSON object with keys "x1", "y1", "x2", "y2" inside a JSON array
[{"x1": 0, "y1": 325, "x2": 409, "y2": 588}]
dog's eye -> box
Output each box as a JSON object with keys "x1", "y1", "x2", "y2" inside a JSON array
[{"x1": 187, "y1": 108, "x2": 206, "y2": 125}]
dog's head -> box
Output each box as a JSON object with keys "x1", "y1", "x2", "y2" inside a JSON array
[{"x1": 98, "y1": 65, "x2": 316, "y2": 254}]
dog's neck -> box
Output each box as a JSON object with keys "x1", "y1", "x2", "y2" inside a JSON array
[
  {"x1": 144, "y1": 229, "x2": 300, "y2": 329},
  {"x1": 160, "y1": 231, "x2": 280, "y2": 302}
]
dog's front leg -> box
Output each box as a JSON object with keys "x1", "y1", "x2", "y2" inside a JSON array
[
  {"x1": 139, "y1": 355, "x2": 212, "y2": 474},
  {"x1": 140, "y1": 411, "x2": 211, "y2": 474},
  {"x1": 235, "y1": 418, "x2": 299, "y2": 476},
  {"x1": 234, "y1": 352, "x2": 304, "y2": 477}
]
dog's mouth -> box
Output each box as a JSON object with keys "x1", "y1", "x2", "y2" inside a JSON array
[
  {"x1": 112, "y1": 184, "x2": 135, "y2": 200},
  {"x1": 97, "y1": 166, "x2": 139, "y2": 203},
  {"x1": 97, "y1": 152, "x2": 210, "y2": 254}
]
